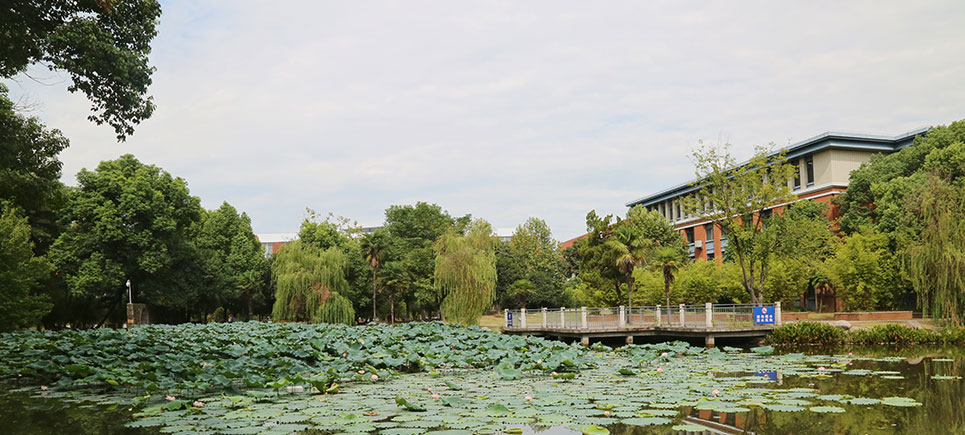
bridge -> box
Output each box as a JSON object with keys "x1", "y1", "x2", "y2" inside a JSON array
[{"x1": 502, "y1": 303, "x2": 782, "y2": 347}]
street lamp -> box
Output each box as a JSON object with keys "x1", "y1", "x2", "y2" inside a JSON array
[{"x1": 126, "y1": 279, "x2": 132, "y2": 304}]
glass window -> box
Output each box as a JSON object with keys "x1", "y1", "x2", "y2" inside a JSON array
[
  {"x1": 707, "y1": 252, "x2": 715, "y2": 261},
  {"x1": 704, "y1": 223, "x2": 714, "y2": 241},
  {"x1": 805, "y1": 155, "x2": 814, "y2": 186},
  {"x1": 792, "y1": 158, "x2": 801, "y2": 190},
  {"x1": 685, "y1": 227, "x2": 695, "y2": 243}
]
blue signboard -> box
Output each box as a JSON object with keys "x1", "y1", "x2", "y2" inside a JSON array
[
  {"x1": 753, "y1": 306, "x2": 775, "y2": 325},
  {"x1": 507, "y1": 312, "x2": 513, "y2": 327}
]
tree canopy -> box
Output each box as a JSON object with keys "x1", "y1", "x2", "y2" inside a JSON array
[
  {"x1": 434, "y1": 219, "x2": 497, "y2": 325},
  {"x1": 1, "y1": 0, "x2": 162, "y2": 140}
]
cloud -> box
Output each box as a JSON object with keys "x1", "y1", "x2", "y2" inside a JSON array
[{"x1": 5, "y1": 0, "x2": 965, "y2": 240}]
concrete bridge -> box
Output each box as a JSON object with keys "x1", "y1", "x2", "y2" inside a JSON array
[{"x1": 502, "y1": 303, "x2": 782, "y2": 347}]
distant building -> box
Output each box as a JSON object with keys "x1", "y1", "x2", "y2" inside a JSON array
[
  {"x1": 255, "y1": 233, "x2": 298, "y2": 258},
  {"x1": 494, "y1": 227, "x2": 514, "y2": 243},
  {"x1": 625, "y1": 129, "x2": 926, "y2": 264}
]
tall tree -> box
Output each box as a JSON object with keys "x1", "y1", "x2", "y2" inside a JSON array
[
  {"x1": 379, "y1": 261, "x2": 410, "y2": 324},
  {"x1": 1, "y1": 0, "x2": 162, "y2": 140},
  {"x1": 499, "y1": 217, "x2": 566, "y2": 308},
  {"x1": 0, "y1": 208, "x2": 52, "y2": 331},
  {"x1": 360, "y1": 229, "x2": 390, "y2": 321},
  {"x1": 195, "y1": 202, "x2": 269, "y2": 319},
  {"x1": 49, "y1": 154, "x2": 203, "y2": 324},
  {"x1": 682, "y1": 143, "x2": 797, "y2": 304},
  {"x1": 434, "y1": 219, "x2": 497, "y2": 325},
  {"x1": 270, "y1": 241, "x2": 353, "y2": 325},
  {"x1": 651, "y1": 245, "x2": 686, "y2": 312}
]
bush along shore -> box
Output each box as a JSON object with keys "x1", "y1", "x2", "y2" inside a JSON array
[{"x1": 766, "y1": 321, "x2": 965, "y2": 346}]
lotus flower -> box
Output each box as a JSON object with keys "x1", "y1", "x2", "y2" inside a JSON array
[
  {"x1": 656, "y1": 368, "x2": 663, "y2": 373},
  {"x1": 40, "y1": 386, "x2": 48, "y2": 391},
  {"x1": 371, "y1": 374, "x2": 379, "y2": 381},
  {"x1": 165, "y1": 395, "x2": 176, "y2": 401},
  {"x1": 193, "y1": 401, "x2": 204, "y2": 408},
  {"x1": 525, "y1": 395, "x2": 533, "y2": 401},
  {"x1": 712, "y1": 389, "x2": 720, "y2": 396},
  {"x1": 426, "y1": 387, "x2": 432, "y2": 392},
  {"x1": 604, "y1": 410, "x2": 611, "y2": 416},
  {"x1": 431, "y1": 394, "x2": 441, "y2": 399},
  {"x1": 818, "y1": 366, "x2": 826, "y2": 371}
]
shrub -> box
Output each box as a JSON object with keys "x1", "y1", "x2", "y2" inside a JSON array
[{"x1": 766, "y1": 322, "x2": 846, "y2": 346}]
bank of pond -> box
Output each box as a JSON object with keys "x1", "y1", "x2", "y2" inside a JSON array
[{"x1": 1, "y1": 322, "x2": 964, "y2": 434}]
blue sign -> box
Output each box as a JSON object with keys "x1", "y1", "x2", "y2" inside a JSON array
[
  {"x1": 753, "y1": 306, "x2": 775, "y2": 325},
  {"x1": 507, "y1": 312, "x2": 513, "y2": 327}
]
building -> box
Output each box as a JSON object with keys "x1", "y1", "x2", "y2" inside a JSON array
[
  {"x1": 255, "y1": 233, "x2": 298, "y2": 258},
  {"x1": 625, "y1": 128, "x2": 926, "y2": 264}
]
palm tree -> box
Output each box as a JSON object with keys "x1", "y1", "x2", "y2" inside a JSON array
[
  {"x1": 651, "y1": 245, "x2": 686, "y2": 323},
  {"x1": 360, "y1": 229, "x2": 390, "y2": 321},
  {"x1": 379, "y1": 261, "x2": 410, "y2": 324},
  {"x1": 606, "y1": 222, "x2": 650, "y2": 308}
]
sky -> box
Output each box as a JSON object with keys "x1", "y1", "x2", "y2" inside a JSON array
[{"x1": 5, "y1": 1, "x2": 965, "y2": 241}]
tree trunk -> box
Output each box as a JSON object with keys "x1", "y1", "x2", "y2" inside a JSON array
[
  {"x1": 664, "y1": 272, "x2": 671, "y2": 312},
  {"x1": 389, "y1": 290, "x2": 395, "y2": 324},
  {"x1": 626, "y1": 274, "x2": 634, "y2": 308},
  {"x1": 371, "y1": 267, "x2": 378, "y2": 321},
  {"x1": 614, "y1": 282, "x2": 623, "y2": 306}
]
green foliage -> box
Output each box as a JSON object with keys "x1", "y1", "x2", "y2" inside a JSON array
[
  {"x1": 682, "y1": 142, "x2": 798, "y2": 304},
  {"x1": 195, "y1": 202, "x2": 270, "y2": 319},
  {"x1": 497, "y1": 217, "x2": 567, "y2": 309},
  {"x1": 825, "y1": 227, "x2": 906, "y2": 311},
  {"x1": 766, "y1": 322, "x2": 847, "y2": 346},
  {"x1": 0, "y1": 209, "x2": 52, "y2": 331},
  {"x1": 1, "y1": 0, "x2": 162, "y2": 140},
  {"x1": 901, "y1": 174, "x2": 965, "y2": 326},
  {"x1": 378, "y1": 260, "x2": 411, "y2": 323},
  {"x1": 506, "y1": 279, "x2": 536, "y2": 308},
  {"x1": 313, "y1": 292, "x2": 355, "y2": 325},
  {"x1": 434, "y1": 219, "x2": 497, "y2": 325},
  {"x1": 49, "y1": 154, "x2": 203, "y2": 324},
  {"x1": 271, "y1": 241, "x2": 351, "y2": 324},
  {"x1": 0, "y1": 322, "x2": 591, "y2": 392}
]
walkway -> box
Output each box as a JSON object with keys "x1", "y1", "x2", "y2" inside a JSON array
[{"x1": 502, "y1": 303, "x2": 782, "y2": 347}]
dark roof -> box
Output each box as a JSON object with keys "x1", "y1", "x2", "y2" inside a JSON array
[{"x1": 625, "y1": 128, "x2": 928, "y2": 208}]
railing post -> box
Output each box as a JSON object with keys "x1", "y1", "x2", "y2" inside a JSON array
[
  {"x1": 775, "y1": 301, "x2": 782, "y2": 326},
  {"x1": 705, "y1": 302, "x2": 713, "y2": 328},
  {"x1": 504, "y1": 309, "x2": 509, "y2": 328},
  {"x1": 560, "y1": 307, "x2": 566, "y2": 328},
  {"x1": 580, "y1": 307, "x2": 588, "y2": 329},
  {"x1": 520, "y1": 308, "x2": 527, "y2": 329},
  {"x1": 541, "y1": 307, "x2": 547, "y2": 328},
  {"x1": 656, "y1": 305, "x2": 662, "y2": 326},
  {"x1": 619, "y1": 306, "x2": 626, "y2": 328},
  {"x1": 679, "y1": 304, "x2": 685, "y2": 326}
]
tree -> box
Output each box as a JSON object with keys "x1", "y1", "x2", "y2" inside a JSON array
[
  {"x1": 1, "y1": 0, "x2": 162, "y2": 140},
  {"x1": 433, "y1": 219, "x2": 497, "y2": 325},
  {"x1": 379, "y1": 261, "x2": 410, "y2": 324},
  {"x1": 825, "y1": 227, "x2": 905, "y2": 311},
  {"x1": 297, "y1": 210, "x2": 371, "y2": 319},
  {"x1": 0, "y1": 208, "x2": 52, "y2": 331},
  {"x1": 507, "y1": 279, "x2": 535, "y2": 309},
  {"x1": 902, "y1": 173, "x2": 965, "y2": 325},
  {"x1": 360, "y1": 229, "x2": 390, "y2": 321},
  {"x1": 270, "y1": 241, "x2": 354, "y2": 325},
  {"x1": 0, "y1": 84, "x2": 69, "y2": 250},
  {"x1": 195, "y1": 202, "x2": 269, "y2": 319},
  {"x1": 49, "y1": 154, "x2": 203, "y2": 325},
  {"x1": 651, "y1": 245, "x2": 686, "y2": 313},
  {"x1": 498, "y1": 217, "x2": 566, "y2": 308},
  {"x1": 682, "y1": 142, "x2": 797, "y2": 304}
]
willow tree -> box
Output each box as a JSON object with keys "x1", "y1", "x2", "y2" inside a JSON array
[
  {"x1": 903, "y1": 174, "x2": 965, "y2": 326},
  {"x1": 433, "y1": 219, "x2": 497, "y2": 326},
  {"x1": 271, "y1": 241, "x2": 354, "y2": 325}
]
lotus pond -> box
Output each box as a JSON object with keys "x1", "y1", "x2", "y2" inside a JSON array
[{"x1": 1, "y1": 323, "x2": 964, "y2": 434}]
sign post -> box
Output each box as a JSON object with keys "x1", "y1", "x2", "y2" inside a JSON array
[{"x1": 753, "y1": 305, "x2": 776, "y2": 325}]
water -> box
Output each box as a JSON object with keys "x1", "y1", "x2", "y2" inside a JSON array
[{"x1": 1, "y1": 345, "x2": 963, "y2": 434}]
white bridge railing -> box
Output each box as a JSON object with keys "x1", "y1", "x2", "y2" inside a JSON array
[{"x1": 504, "y1": 303, "x2": 781, "y2": 330}]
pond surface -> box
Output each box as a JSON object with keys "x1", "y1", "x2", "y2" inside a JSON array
[{"x1": 1, "y1": 344, "x2": 964, "y2": 434}]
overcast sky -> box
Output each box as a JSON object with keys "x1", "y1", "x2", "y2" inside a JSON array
[{"x1": 5, "y1": 1, "x2": 965, "y2": 241}]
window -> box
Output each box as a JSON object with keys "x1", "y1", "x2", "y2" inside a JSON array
[
  {"x1": 704, "y1": 223, "x2": 714, "y2": 242},
  {"x1": 805, "y1": 155, "x2": 814, "y2": 186},
  {"x1": 792, "y1": 158, "x2": 801, "y2": 190},
  {"x1": 685, "y1": 227, "x2": 695, "y2": 243},
  {"x1": 675, "y1": 202, "x2": 681, "y2": 221},
  {"x1": 707, "y1": 252, "x2": 715, "y2": 262}
]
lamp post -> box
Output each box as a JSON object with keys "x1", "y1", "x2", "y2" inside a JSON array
[{"x1": 126, "y1": 279, "x2": 132, "y2": 304}]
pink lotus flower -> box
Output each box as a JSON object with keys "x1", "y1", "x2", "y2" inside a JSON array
[
  {"x1": 427, "y1": 387, "x2": 432, "y2": 392},
  {"x1": 525, "y1": 395, "x2": 533, "y2": 401},
  {"x1": 818, "y1": 366, "x2": 826, "y2": 371},
  {"x1": 712, "y1": 389, "x2": 720, "y2": 396},
  {"x1": 358, "y1": 370, "x2": 365, "y2": 374},
  {"x1": 193, "y1": 401, "x2": 204, "y2": 408},
  {"x1": 371, "y1": 374, "x2": 379, "y2": 381},
  {"x1": 551, "y1": 371, "x2": 558, "y2": 376},
  {"x1": 165, "y1": 395, "x2": 176, "y2": 401},
  {"x1": 656, "y1": 368, "x2": 663, "y2": 373},
  {"x1": 431, "y1": 394, "x2": 441, "y2": 399},
  {"x1": 661, "y1": 352, "x2": 668, "y2": 357},
  {"x1": 40, "y1": 386, "x2": 48, "y2": 391},
  {"x1": 604, "y1": 410, "x2": 610, "y2": 416}
]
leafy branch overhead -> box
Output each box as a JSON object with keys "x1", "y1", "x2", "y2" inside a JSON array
[{"x1": 1, "y1": 0, "x2": 162, "y2": 141}]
